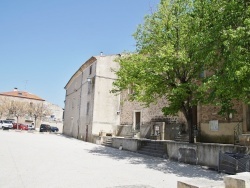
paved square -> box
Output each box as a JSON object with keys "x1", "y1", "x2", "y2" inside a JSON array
[{"x1": 0, "y1": 130, "x2": 225, "y2": 188}]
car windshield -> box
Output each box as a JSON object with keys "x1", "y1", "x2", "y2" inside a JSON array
[{"x1": 3, "y1": 120, "x2": 12, "y2": 123}]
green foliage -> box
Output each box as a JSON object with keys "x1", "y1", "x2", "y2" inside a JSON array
[
  {"x1": 112, "y1": 0, "x2": 250, "y2": 142},
  {"x1": 195, "y1": 0, "x2": 250, "y2": 115},
  {"x1": 113, "y1": 0, "x2": 203, "y2": 118}
]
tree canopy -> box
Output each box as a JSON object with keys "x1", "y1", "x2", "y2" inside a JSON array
[{"x1": 112, "y1": 0, "x2": 250, "y2": 143}]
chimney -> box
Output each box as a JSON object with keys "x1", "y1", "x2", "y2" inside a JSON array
[{"x1": 14, "y1": 87, "x2": 18, "y2": 91}]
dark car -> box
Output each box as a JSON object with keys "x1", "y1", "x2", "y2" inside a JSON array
[
  {"x1": 39, "y1": 124, "x2": 51, "y2": 132},
  {"x1": 51, "y1": 126, "x2": 59, "y2": 132}
]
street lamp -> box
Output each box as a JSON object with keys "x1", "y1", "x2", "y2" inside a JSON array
[{"x1": 87, "y1": 77, "x2": 92, "y2": 84}]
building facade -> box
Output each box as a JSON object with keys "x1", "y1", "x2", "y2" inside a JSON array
[
  {"x1": 0, "y1": 89, "x2": 63, "y2": 131},
  {"x1": 63, "y1": 55, "x2": 120, "y2": 142},
  {"x1": 64, "y1": 54, "x2": 249, "y2": 145},
  {"x1": 197, "y1": 101, "x2": 250, "y2": 144}
]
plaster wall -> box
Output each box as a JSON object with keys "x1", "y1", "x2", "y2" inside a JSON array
[
  {"x1": 92, "y1": 55, "x2": 120, "y2": 136},
  {"x1": 200, "y1": 122, "x2": 238, "y2": 144}
]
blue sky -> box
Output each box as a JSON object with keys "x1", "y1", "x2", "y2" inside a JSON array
[{"x1": 0, "y1": 0, "x2": 159, "y2": 108}]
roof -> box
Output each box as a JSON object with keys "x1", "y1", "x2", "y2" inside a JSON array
[
  {"x1": 64, "y1": 56, "x2": 97, "y2": 89},
  {"x1": 0, "y1": 91, "x2": 45, "y2": 101},
  {"x1": 64, "y1": 54, "x2": 121, "y2": 89}
]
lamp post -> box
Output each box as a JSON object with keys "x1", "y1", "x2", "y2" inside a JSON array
[{"x1": 87, "y1": 77, "x2": 92, "y2": 84}]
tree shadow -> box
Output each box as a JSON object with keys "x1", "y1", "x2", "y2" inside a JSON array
[{"x1": 87, "y1": 145, "x2": 225, "y2": 180}]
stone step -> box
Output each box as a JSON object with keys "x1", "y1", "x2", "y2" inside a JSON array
[
  {"x1": 137, "y1": 150, "x2": 165, "y2": 158},
  {"x1": 139, "y1": 146, "x2": 164, "y2": 153},
  {"x1": 101, "y1": 137, "x2": 113, "y2": 147},
  {"x1": 175, "y1": 134, "x2": 189, "y2": 142},
  {"x1": 137, "y1": 141, "x2": 166, "y2": 158},
  {"x1": 141, "y1": 145, "x2": 164, "y2": 151}
]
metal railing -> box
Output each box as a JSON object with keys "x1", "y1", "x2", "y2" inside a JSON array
[{"x1": 218, "y1": 151, "x2": 250, "y2": 174}]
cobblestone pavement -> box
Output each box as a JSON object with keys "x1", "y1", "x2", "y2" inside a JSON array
[{"x1": 0, "y1": 130, "x2": 225, "y2": 188}]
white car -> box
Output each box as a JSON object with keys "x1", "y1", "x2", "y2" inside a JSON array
[
  {"x1": 0, "y1": 120, "x2": 13, "y2": 130},
  {"x1": 27, "y1": 124, "x2": 35, "y2": 130}
]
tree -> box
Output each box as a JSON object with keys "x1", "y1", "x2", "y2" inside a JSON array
[
  {"x1": 0, "y1": 97, "x2": 12, "y2": 118},
  {"x1": 28, "y1": 102, "x2": 51, "y2": 128},
  {"x1": 193, "y1": 0, "x2": 250, "y2": 116},
  {"x1": 9, "y1": 100, "x2": 29, "y2": 127},
  {"x1": 113, "y1": 0, "x2": 250, "y2": 143},
  {"x1": 112, "y1": 0, "x2": 205, "y2": 143}
]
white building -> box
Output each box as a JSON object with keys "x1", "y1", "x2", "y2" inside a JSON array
[{"x1": 63, "y1": 54, "x2": 120, "y2": 142}]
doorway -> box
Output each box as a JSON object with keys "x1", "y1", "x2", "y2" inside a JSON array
[{"x1": 134, "y1": 111, "x2": 141, "y2": 130}]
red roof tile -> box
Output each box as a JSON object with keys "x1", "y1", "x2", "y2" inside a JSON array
[{"x1": 0, "y1": 91, "x2": 45, "y2": 101}]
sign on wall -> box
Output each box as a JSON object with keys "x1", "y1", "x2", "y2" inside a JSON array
[{"x1": 209, "y1": 120, "x2": 219, "y2": 131}]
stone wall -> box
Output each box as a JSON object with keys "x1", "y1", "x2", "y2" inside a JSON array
[
  {"x1": 111, "y1": 138, "x2": 249, "y2": 169},
  {"x1": 120, "y1": 93, "x2": 184, "y2": 125},
  {"x1": 199, "y1": 100, "x2": 243, "y2": 123}
]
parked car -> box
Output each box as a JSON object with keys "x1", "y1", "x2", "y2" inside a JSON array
[
  {"x1": 51, "y1": 126, "x2": 59, "y2": 132},
  {"x1": 28, "y1": 124, "x2": 35, "y2": 130},
  {"x1": 0, "y1": 120, "x2": 13, "y2": 130},
  {"x1": 39, "y1": 124, "x2": 51, "y2": 132},
  {"x1": 12, "y1": 123, "x2": 28, "y2": 130}
]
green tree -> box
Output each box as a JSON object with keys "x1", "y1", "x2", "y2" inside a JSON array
[
  {"x1": 195, "y1": 0, "x2": 250, "y2": 116},
  {"x1": 112, "y1": 0, "x2": 204, "y2": 143},
  {"x1": 113, "y1": 0, "x2": 249, "y2": 143}
]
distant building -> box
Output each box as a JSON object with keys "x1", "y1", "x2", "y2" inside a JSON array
[{"x1": 0, "y1": 88, "x2": 63, "y2": 132}]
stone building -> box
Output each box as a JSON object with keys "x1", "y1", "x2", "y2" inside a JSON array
[
  {"x1": 197, "y1": 102, "x2": 250, "y2": 144},
  {"x1": 0, "y1": 88, "x2": 63, "y2": 131},
  {"x1": 63, "y1": 54, "x2": 120, "y2": 142},
  {"x1": 64, "y1": 54, "x2": 249, "y2": 145},
  {"x1": 64, "y1": 54, "x2": 187, "y2": 143},
  {"x1": 117, "y1": 91, "x2": 186, "y2": 140}
]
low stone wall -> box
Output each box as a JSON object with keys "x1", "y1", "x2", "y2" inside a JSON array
[
  {"x1": 112, "y1": 137, "x2": 141, "y2": 152},
  {"x1": 178, "y1": 172, "x2": 250, "y2": 188},
  {"x1": 239, "y1": 134, "x2": 250, "y2": 146},
  {"x1": 111, "y1": 137, "x2": 249, "y2": 169}
]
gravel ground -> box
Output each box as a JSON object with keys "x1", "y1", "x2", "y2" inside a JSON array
[{"x1": 0, "y1": 130, "x2": 226, "y2": 188}]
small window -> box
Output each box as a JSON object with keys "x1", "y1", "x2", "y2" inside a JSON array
[
  {"x1": 89, "y1": 65, "x2": 92, "y2": 75},
  {"x1": 86, "y1": 102, "x2": 90, "y2": 115}
]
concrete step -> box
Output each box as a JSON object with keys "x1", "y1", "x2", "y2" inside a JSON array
[
  {"x1": 101, "y1": 137, "x2": 113, "y2": 147},
  {"x1": 137, "y1": 141, "x2": 165, "y2": 158},
  {"x1": 175, "y1": 134, "x2": 189, "y2": 142},
  {"x1": 137, "y1": 150, "x2": 165, "y2": 158}
]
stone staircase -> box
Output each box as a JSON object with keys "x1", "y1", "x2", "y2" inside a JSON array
[
  {"x1": 137, "y1": 141, "x2": 166, "y2": 158},
  {"x1": 174, "y1": 133, "x2": 189, "y2": 142},
  {"x1": 101, "y1": 137, "x2": 113, "y2": 147}
]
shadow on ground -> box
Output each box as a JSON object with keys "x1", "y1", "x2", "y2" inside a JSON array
[
  {"x1": 58, "y1": 134, "x2": 224, "y2": 180},
  {"x1": 87, "y1": 145, "x2": 224, "y2": 180}
]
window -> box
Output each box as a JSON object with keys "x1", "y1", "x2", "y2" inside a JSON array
[
  {"x1": 86, "y1": 102, "x2": 90, "y2": 115},
  {"x1": 89, "y1": 65, "x2": 92, "y2": 75},
  {"x1": 88, "y1": 82, "x2": 91, "y2": 94}
]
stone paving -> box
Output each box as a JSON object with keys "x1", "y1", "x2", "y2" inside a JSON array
[{"x1": 0, "y1": 130, "x2": 226, "y2": 188}]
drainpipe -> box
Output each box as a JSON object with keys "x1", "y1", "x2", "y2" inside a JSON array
[{"x1": 77, "y1": 68, "x2": 84, "y2": 139}]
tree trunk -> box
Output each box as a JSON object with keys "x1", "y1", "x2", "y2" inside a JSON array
[{"x1": 188, "y1": 107, "x2": 195, "y2": 143}]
